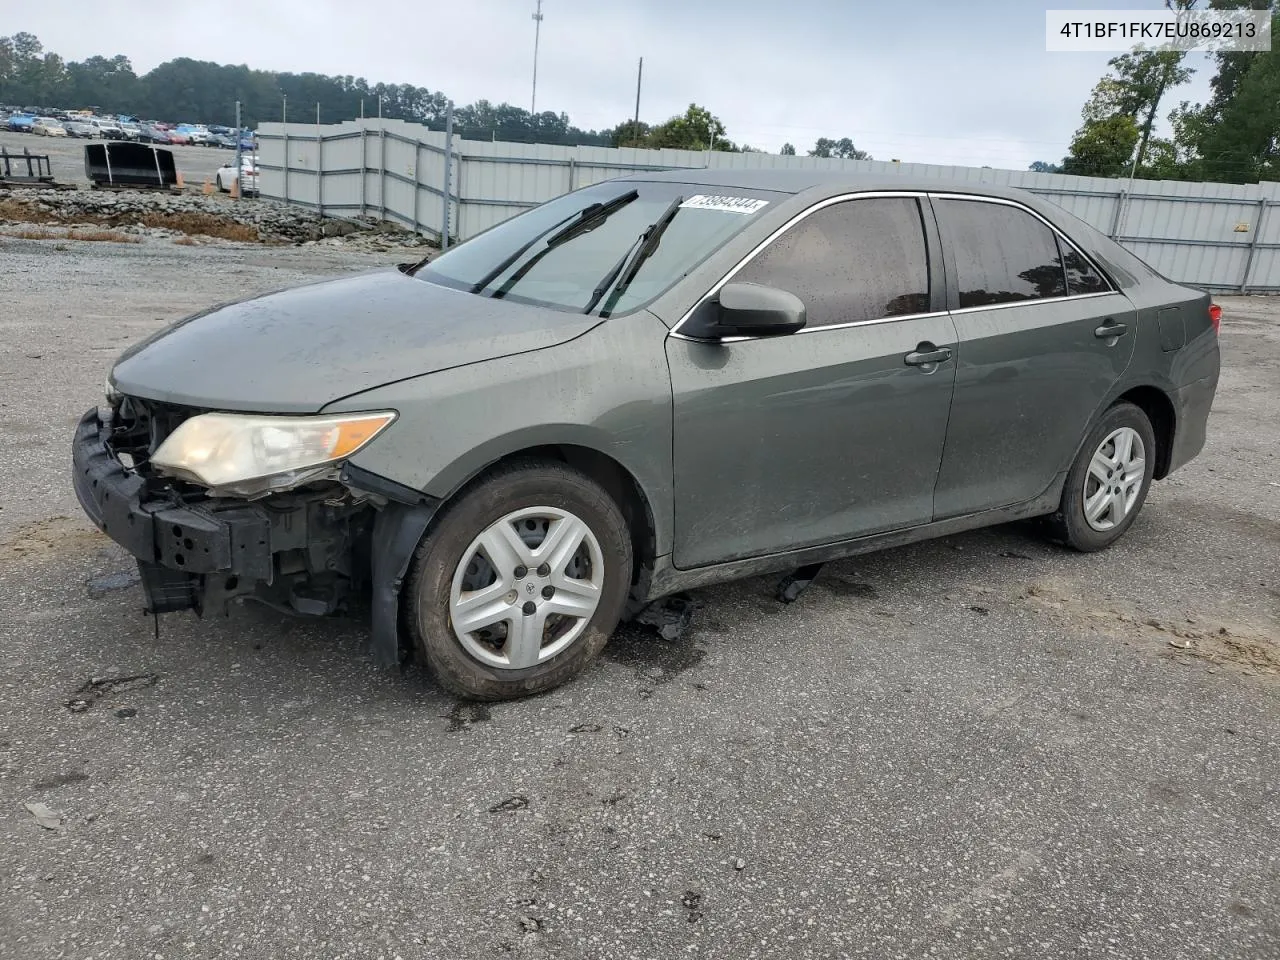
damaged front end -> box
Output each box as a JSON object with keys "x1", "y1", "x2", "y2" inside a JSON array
[{"x1": 72, "y1": 396, "x2": 437, "y2": 667}]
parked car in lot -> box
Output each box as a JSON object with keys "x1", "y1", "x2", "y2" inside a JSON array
[
  {"x1": 73, "y1": 171, "x2": 1221, "y2": 701},
  {"x1": 166, "y1": 129, "x2": 191, "y2": 146},
  {"x1": 215, "y1": 154, "x2": 258, "y2": 193},
  {"x1": 208, "y1": 132, "x2": 237, "y2": 149},
  {"x1": 6, "y1": 113, "x2": 37, "y2": 132},
  {"x1": 175, "y1": 123, "x2": 211, "y2": 145},
  {"x1": 137, "y1": 122, "x2": 171, "y2": 144},
  {"x1": 32, "y1": 117, "x2": 67, "y2": 137},
  {"x1": 88, "y1": 117, "x2": 123, "y2": 139},
  {"x1": 118, "y1": 121, "x2": 142, "y2": 141},
  {"x1": 62, "y1": 119, "x2": 96, "y2": 138}
]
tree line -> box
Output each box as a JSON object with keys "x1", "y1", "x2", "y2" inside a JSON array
[
  {"x1": 0, "y1": 32, "x2": 870, "y2": 158},
  {"x1": 1035, "y1": 0, "x2": 1277, "y2": 183}
]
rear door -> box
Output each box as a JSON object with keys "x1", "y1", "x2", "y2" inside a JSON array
[
  {"x1": 666, "y1": 194, "x2": 959, "y2": 568},
  {"x1": 928, "y1": 195, "x2": 1136, "y2": 518}
]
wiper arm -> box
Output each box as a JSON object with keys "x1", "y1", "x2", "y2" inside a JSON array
[
  {"x1": 463, "y1": 207, "x2": 585, "y2": 293},
  {"x1": 465, "y1": 188, "x2": 638, "y2": 296},
  {"x1": 489, "y1": 189, "x2": 639, "y2": 300},
  {"x1": 545, "y1": 189, "x2": 639, "y2": 249},
  {"x1": 586, "y1": 195, "x2": 683, "y2": 317}
]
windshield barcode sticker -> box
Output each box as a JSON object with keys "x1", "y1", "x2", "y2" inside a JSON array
[{"x1": 679, "y1": 195, "x2": 770, "y2": 215}]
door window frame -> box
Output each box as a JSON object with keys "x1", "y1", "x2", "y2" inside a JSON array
[
  {"x1": 670, "y1": 189, "x2": 1121, "y2": 343},
  {"x1": 669, "y1": 191, "x2": 948, "y2": 343},
  {"x1": 926, "y1": 193, "x2": 1118, "y2": 315}
]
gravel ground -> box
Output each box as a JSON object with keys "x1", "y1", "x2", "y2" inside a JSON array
[
  {"x1": 0, "y1": 239, "x2": 1277, "y2": 960},
  {"x1": 2, "y1": 129, "x2": 235, "y2": 188}
]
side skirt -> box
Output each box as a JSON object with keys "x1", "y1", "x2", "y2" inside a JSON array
[{"x1": 644, "y1": 477, "x2": 1065, "y2": 600}]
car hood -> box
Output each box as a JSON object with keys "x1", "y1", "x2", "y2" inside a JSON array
[{"x1": 110, "y1": 270, "x2": 603, "y2": 413}]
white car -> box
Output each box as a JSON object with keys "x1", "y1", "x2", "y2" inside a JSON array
[
  {"x1": 32, "y1": 117, "x2": 67, "y2": 137},
  {"x1": 88, "y1": 118, "x2": 123, "y2": 139},
  {"x1": 177, "y1": 124, "x2": 211, "y2": 145},
  {"x1": 216, "y1": 155, "x2": 259, "y2": 194}
]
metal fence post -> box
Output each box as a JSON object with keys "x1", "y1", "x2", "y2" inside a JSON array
[
  {"x1": 412, "y1": 141, "x2": 421, "y2": 235},
  {"x1": 282, "y1": 96, "x2": 289, "y2": 204},
  {"x1": 568, "y1": 155, "x2": 577, "y2": 192},
  {"x1": 360, "y1": 125, "x2": 367, "y2": 217},
  {"x1": 1108, "y1": 188, "x2": 1126, "y2": 240},
  {"x1": 442, "y1": 101, "x2": 454, "y2": 249},
  {"x1": 379, "y1": 122, "x2": 387, "y2": 219},
  {"x1": 315, "y1": 103, "x2": 323, "y2": 218},
  {"x1": 233, "y1": 100, "x2": 242, "y2": 203},
  {"x1": 1240, "y1": 197, "x2": 1269, "y2": 294}
]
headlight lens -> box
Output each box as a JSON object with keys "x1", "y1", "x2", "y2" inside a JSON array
[{"x1": 151, "y1": 411, "x2": 396, "y2": 492}]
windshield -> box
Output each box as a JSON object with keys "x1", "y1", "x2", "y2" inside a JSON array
[{"x1": 417, "y1": 181, "x2": 781, "y2": 316}]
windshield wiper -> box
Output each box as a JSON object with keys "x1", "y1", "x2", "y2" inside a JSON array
[
  {"x1": 584, "y1": 195, "x2": 683, "y2": 317},
  {"x1": 488, "y1": 188, "x2": 639, "y2": 299}
]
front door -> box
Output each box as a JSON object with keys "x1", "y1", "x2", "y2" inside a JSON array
[
  {"x1": 928, "y1": 196, "x2": 1137, "y2": 518},
  {"x1": 667, "y1": 195, "x2": 959, "y2": 569}
]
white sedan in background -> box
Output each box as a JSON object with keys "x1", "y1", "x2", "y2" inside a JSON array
[
  {"x1": 32, "y1": 117, "x2": 67, "y2": 137},
  {"x1": 216, "y1": 155, "x2": 259, "y2": 195}
]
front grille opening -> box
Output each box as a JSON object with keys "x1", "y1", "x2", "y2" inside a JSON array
[{"x1": 107, "y1": 395, "x2": 202, "y2": 489}]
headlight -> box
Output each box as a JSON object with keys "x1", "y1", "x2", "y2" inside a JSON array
[{"x1": 151, "y1": 411, "x2": 396, "y2": 495}]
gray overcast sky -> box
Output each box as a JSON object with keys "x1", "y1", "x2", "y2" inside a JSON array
[{"x1": 13, "y1": 0, "x2": 1216, "y2": 169}]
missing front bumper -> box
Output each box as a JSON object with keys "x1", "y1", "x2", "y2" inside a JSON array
[
  {"x1": 72, "y1": 406, "x2": 440, "y2": 667},
  {"x1": 73, "y1": 408, "x2": 274, "y2": 613}
]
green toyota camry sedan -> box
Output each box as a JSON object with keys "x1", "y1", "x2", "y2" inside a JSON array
[{"x1": 73, "y1": 169, "x2": 1221, "y2": 700}]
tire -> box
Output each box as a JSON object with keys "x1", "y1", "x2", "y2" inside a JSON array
[
  {"x1": 405, "y1": 461, "x2": 632, "y2": 701},
  {"x1": 1045, "y1": 401, "x2": 1156, "y2": 552},
  {"x1": 216, "y1": 174, "x2": 227, "y2": 193}
]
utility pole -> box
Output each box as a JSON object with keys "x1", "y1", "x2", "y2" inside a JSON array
[
  {"x1": 531, "y1": 0, "x2": 544, "y2": 115},
  {"x1": 632, "y1": 57, "x2": 643, "y2": 145}
]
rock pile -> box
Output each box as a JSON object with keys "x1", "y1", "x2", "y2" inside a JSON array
[{"x1": 0, "y1": 186, "x2": 433, "y2": 249}]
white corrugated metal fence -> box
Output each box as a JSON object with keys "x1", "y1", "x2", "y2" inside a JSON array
[{"x1": 256, "y1": 118, "x2": 1280, "y2": 293}]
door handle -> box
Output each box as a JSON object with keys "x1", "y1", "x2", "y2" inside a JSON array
[
  {"x1": 904, "y1": 344, "x2": 952, "y2": 366},
  {"x1": 1095, "y1": 320, "x2": 1128, "y2": 339}
]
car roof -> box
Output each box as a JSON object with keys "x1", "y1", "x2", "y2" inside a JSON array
[{"x1": 617, "y1": 167, "x2": 1047, "y2": 204}]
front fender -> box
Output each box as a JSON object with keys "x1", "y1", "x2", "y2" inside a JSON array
[{"x1": 325, "y1": 312, "x2": 675, "y2": 556}]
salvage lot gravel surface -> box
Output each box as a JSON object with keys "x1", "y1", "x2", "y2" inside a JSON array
[{"x1": 1, "y1": 237, "x2": 1277, "y2": 959}]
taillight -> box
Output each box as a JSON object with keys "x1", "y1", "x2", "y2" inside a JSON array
[{"x1": 1208, "y1": 304, "x2": 1222, "y2": 335}]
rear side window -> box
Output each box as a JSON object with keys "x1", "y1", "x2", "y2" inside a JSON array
[
  {"x1": 734, "y1": 197, "x2": 930, "y2": 328},
  {"x1": 1061, "y1": 246, "x2": 1109, "y2": 295},
  {"x1": 935, "y1": 199, "x2": 1067, "y2": 307}
]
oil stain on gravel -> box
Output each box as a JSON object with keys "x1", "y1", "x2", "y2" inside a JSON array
[
  {"x1": 64, "y1": 673, "x2": 159, "y2": 713},
  {"x1": 443, "y1": 702, "x2": 491, "y2": 733},
  {"x1": 604, "y1": 622, "x2": 706, "y2": 687}
]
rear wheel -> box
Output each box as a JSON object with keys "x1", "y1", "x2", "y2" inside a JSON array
[
  {"x1": 406, "y1": 462, "x2": 632, "y2": 701},
  {"x1": 1045, "y1": 402, "x2": 1155, "y2": 552}
]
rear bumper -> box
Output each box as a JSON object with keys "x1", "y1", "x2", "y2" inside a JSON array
[{"x1": 1168, "y1": 374, "x2": 1218, "y2": 475}]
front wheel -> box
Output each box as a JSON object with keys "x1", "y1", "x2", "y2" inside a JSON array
[
  {"x1": 405, "y1": 462, "x2": 632, "y2": 701},
  {"x1": 1045, "y1": 401, "x2": 1156, "y2": 552}
]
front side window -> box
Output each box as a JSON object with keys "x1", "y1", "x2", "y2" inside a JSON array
[
  {"x1": 935, "y1": 199, "x2": 1067, "y2": 307},
  {"x1": 731, "y1": 197, "x2": 931, "y2": 328},
  {"x1": 417, "y1": 182, "x2": 782, "y2": 316}
]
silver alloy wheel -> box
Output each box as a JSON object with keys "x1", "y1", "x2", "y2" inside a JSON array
[
  {"x1": 449, "y1": 506, "x2": 605, "y2": 670},
  {"x1": 1083, "y1": 426, "x2": 1147, "y2": 532}
]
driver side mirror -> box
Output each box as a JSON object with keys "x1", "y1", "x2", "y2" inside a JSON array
[{"x1": 682, "y1": 282, "x2": 807, "y2": 339}]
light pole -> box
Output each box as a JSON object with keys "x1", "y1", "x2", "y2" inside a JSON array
[{"x1": 530, "y1": 0, "x2": 544, "y2": 115}]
